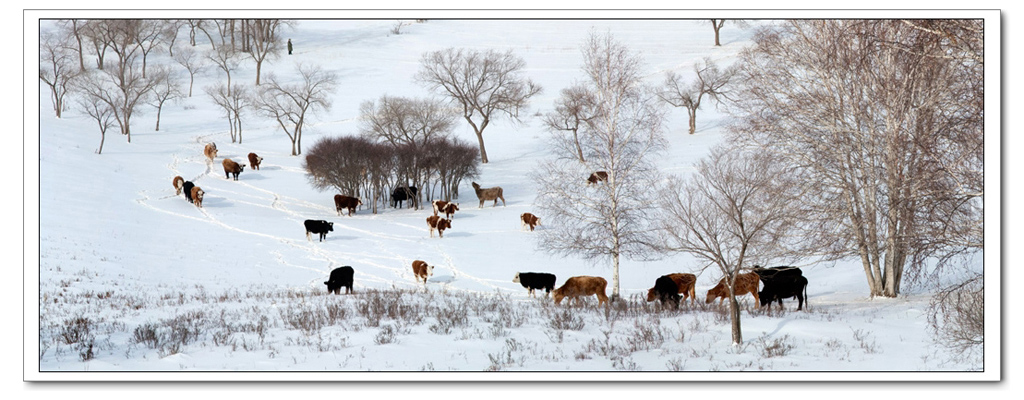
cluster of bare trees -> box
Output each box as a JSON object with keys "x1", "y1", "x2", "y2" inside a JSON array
[
  {"x1": 40, "y1": 19, "x2": 310, "y2": 154},
  {"x1": 303, "y1": 135, "x2": 479, "y2": 214}
]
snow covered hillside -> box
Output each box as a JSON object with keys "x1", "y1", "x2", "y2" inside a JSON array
[{"x1": 31, "y1": 17, "x2": 990, "y2": 379}]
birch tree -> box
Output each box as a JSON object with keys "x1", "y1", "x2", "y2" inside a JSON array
[
  {"x1": 533, "y1": 31, "x2": 667, "y2": 301},
  {"x1": 728, "y1": 20, "x2": 984, "y2": 298},
  {"x1": 658, "y1": 57, "x2": 735, "y2": 134}
]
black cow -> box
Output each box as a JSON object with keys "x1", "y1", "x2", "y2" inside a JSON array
[
  {"x1": 324, "y1": 266, "x2": 354, "y2": 295},
  {"x1": 512, "y1": 272, "x2": 556, "y2": 297},
  {"x1": 304, "y1": 219, "x2": 334, "y2": 242},
  {"x1": 652, "y1": 275, "x2": 682, "y2": 309},
  {"x1": 390, "y1": 186, "x2": 418, "y2": 208},
  {"x1": 752, "y1": 265, "x2": 803, "y2": 284},
  {"x1": 759, "y1": 275, "x2": 809, "y2": 311},
  {"x1": 182, "y1": 181, "x2": 196, "y2": 203}
]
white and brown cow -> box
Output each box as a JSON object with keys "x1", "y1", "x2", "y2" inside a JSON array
[
  {"x1": 412, "y1": 260, "x2": 434, "y2": 284},
  {"x1": 520, "y1": 212, "x2": 541, "y2": 231},
  {"x1": 172, "y1": 175, "x2": 185, "y2": 196},
  {"x1": 587, "y1": 171, "x2": 608, "y2": 185},
  {"x1": 552, "y1": 276, "x2": 609, "y2": 307},
  {"x1": 190, "y1": 186, "x2": 205, "y2": 208},
  {"x1": 203, "y1": 142, "x2": 218, "y2": 160},
  {"x1": 247, "y1": 152, "x2": 263, "y2": 171},
  {"x1": 432, "y1": 200, "x2": 460, "y2": 219},
  {"x1": 426, "y1": 215, "x2": 452, "y2": 238}
]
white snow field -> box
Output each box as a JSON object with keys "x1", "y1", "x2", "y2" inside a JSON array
[{"x1": 27, "y1": 13, "x2": 998, "y2": 383}]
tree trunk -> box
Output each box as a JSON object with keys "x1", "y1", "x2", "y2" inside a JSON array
[
  {"x1": 155, "y1": 105, "x2": 162, "y2": 131},
  {"x1": 97, "y1": 131, "x2": 105, "y2": 154},
  {"x1": 729, "y1": 295, "x2": 742, "y2": 344},
  {"x1": 687, "y1": 107, "x2": 697, "y2": 134}
]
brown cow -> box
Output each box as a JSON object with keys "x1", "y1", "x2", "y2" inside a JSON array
[
  {"x1": 172, "y1": 175, "x2": 185, "y2": 195},
  {"x1": 471, "y1": 182, "x2": 505, "y2": 208},
  {"x1": 705, "y1": 272, "x2": 761, "y2": 306},
  {"x1": 441, "y1": 202, "x2": 459, "y2": 219},
  {"x1": 204, "y1": 143, "x2": 218, "y2": 160},
  {"x1": 222, "y1": 158, "x2": 246, "y2": 181},
  {"x1": 587, "y1": 171, "x2": 608, "y2": 185},
  {"x1": 334, "y1": 195, "x2": 362, "y2": 217},
  {"x1": 520, "y1": 212, "x2": 541, "y2": 231},
  {"x1": 412, "y1": 260, "x2": 434, "y2": 284},
  {"x1": 426, "y1": 215, "x2": 452, "y2": 238},
  {"x1": 247, "y1": 152, "x2": 263, "y2": 170},
  {"x1": 190, "y1": 186, "x2": 205, "y2": 208},
  {"x1": 432, "y1": 200, "x2": 449, "y2": 216},
  {"x1": 646, "y1": 273, "x2": 697, "y2": 305},
  {"x1": 552, "y1": 276, "x2": 609, "y2": 307}
]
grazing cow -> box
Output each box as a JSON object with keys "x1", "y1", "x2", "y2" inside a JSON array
[
  {"x1": 552, "y1": 276, "x2": 609, "y2": 307},
  {"x1": 203, "y1": 142, "x2": 218, "y2": 160},
  {"x1": 759, "y1": 275, "x2": 809, "y2": 311},
  {"x1": 324, "y1": 266, "x2": 354, "y2": 295},
  {"x1": 705, "y1": 272, "x2": 761, "y2": 307},
  {"x1": 512, "y1": 272, "x2": 557, "y2": 297},
  {"x1": 412, "y1": 260, "x2": 434, "y2": 284},
  {"x1": 182, "y1": 181, "x2": 196, "y2": 203},
  {"x1": 432, "y1": 200, "x2": 460, "y2": 219},
  {"x1": 304, "y1": 219, "x2": 334, "y2": 242},
  {"x1": 520, "y1": 212, "x2": 541, "y2": 231},
  {"x1": 752, "y1": 265, "x2": 803, "y2": 284},
  {"x1": 587, "y1": 171, "x2": 608, "y2": 185},
  {"x1": 646, "y1": 273, "x2": 697, "y2": 305},
  {"x1": 471, "y1": 182, "x2": 505, "y2": 208},
  {"x1": 247, "y1": 152, "x2": 263, "y2": 171},
  {"x1": 390, "y1": 186, "x2": 418, "y2": 208},
  {"x1": 190, "y1": 186, "x2": 205, "y2": 208},
  {"x1": 172, "y1": 176, "x2": 185, "y2": 195},
  {"x1": 426, "y1": 215, "x2": 452, "y2": 238},
  {"x1": 334, "y1": 195, "x2": 362, "y2": 217},
  {"x1": 650, "y1": 275, "x2": 682, "y2": 308},
  {"x1": 222, "y1": 158, "x2": 246, "y2": 181}
]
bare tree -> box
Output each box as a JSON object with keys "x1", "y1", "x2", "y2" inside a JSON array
[
  {"x1": 207, "y1": 47, "x2": 241, "y2": 97},
  {"x1": 533, "y1": 32, "x2": 667, "y2": 301},
  {"x1": 132, "y1": 20, "x2": 168, "y2": 78},
  {"x1": 710, "y1": 19, "x2": 726, "y2": 46},
  {"x1": 542, "y1": 83, "x2": 598, "y2": 162},
  {"x1": 659, "y1": 57, "x2": 735, "y2": 134},
  {"x1": 658, "y1": 145, "x2": 802, "y2": 344},
  {"x1": 205, "y1": 83, "x2": 250, "y2": 143},
  {"x1": 728, "y1": 20, "x2": 984, "y2": 298},
  {"x1": 54, "y1": 19, "x2": 87, "y2": 71},
  {"x1": 79, "y1": 20, "x2": 110, "y2": 69},
  {"x1": 73, "y1": 53, "x2": 158, "y2": 143},
  {"x1": 40, "y1": 31, "x2": 79, "y2": 118},
  {"x1": 928, "y1": 270, "x2": 984, "y2": 363},
  {"x1": 246, "y1": 19, "x2": 289, "y2": 85},
  {"x1": 359, "y1": 95, "x2": 456, "y2": 149},
  {"x1": 147, "y1": 66, "x2": 182, "y2": 131},
  {"x1": 253, "y1": 64, "x2": 337, "y2": 155},
  {"x1": 173, "y1": 46, "x2": 208, "y2": 97},
  {"x1": 76, "y1": 93, "x2": 115, "y2": 154},
  {"x1": 415, "y1": 47, "x2": 542, "y2": 163}
]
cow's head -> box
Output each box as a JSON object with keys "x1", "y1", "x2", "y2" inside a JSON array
[
  {"x1": 646, "y1": 288, "x2": 658, "y2": 302},
  {"x1": 327, "y1": 222, "x2": 334, "y2": 231},
  {"x1": 512, "y1": 272, "x2": 521, "y2": 283},
  {"x1": 426, "y1": 264, "x2": 435, "y2": 276}
]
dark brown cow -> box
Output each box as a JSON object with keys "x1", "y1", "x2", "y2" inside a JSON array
[
  {"x1": 412, "y1": 260, "x2": 434, "y2": 284},
  {"x1": 552, "y1": 276, "x2": 609, "y2": 307},
  {"x1": 426, "y1": 215, "x2": 452, "y2": 238},
  {"x1": 222, "y1": 158, "x2": 246, "y2": 181},
  {"x1": 247, "y1": 152, "x2": 263, "y2": 170},
  {"x1": 705, "y1": 272, "x2": 761, "y2": 306},
  {"x1": 587, "y1": 171, "x2": 608, "y2": 185},
  {"x1": 172, "y1": 175, "x2": 185, "y2": 195},
  {"x1": 334, "y1": 195, "x2": 362, "y2": 216},
  {"x1": 520, "y1": 212, "x2": 541, "y2": 231},
  {"x1": 646, "y1": 273, "x2": 697, "y2": 305}
]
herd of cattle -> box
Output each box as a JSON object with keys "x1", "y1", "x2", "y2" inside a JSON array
[{"x1": 176, "y1": 148, "x2": 808, "y2": 311}]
